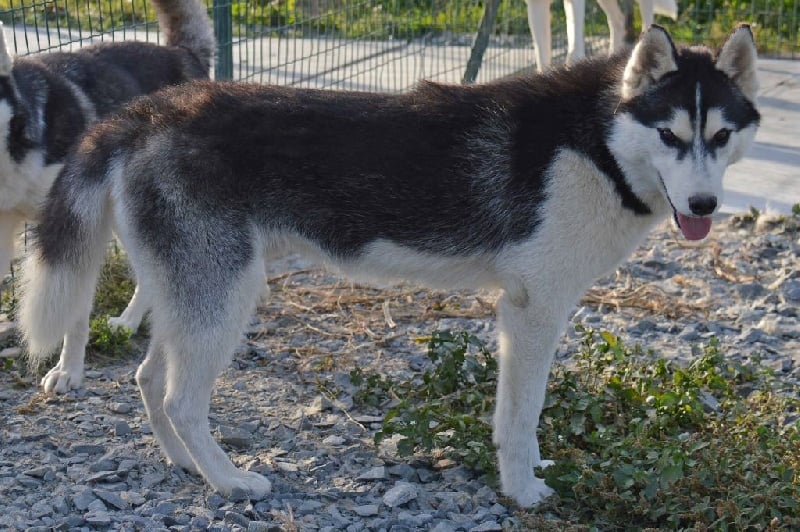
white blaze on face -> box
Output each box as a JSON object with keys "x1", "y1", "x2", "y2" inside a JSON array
[{"x1": 649, "y1": 82, "x2": 747, "y2": 240}]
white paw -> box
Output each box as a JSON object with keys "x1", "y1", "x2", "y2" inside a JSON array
[
  {"x1": 503, "y1": 476, "x2": 555, "y2": 508},
  {"x1": 108, "y1": 315, "x2": 137, "y2": 332},
  {"x1": 165, "y1": 451, "x2": 200, "y2": 475},
  {"x1": 537, "y1": 459, "x2": 555, "y2": 469},
  {"x1": 41, "y1": 366, "x2": 83, "y2": 394},
  {"x1": 212, "y1": 470, "x2": 272, "y2": 499}
]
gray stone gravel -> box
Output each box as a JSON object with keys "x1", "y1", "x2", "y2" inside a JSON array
[{"x1": 1, "y1": 214, "x2": 798, "y2": 530}]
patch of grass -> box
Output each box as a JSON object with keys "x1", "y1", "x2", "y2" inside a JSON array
[
  {"x1": 87, "y1": 317, "x2": 134, "y2": 358},
  {"x1": 352, "y1": 328, "x2": 800, "y2": 529},
  {"x1": 87, "y1": 248, "x2": 137, "y2": 359},
  {"x1": 93, "y1": 247, "x2": 136, "y2": 318}
]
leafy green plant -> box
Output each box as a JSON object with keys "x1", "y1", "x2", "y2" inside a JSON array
[
  {"x1": 537, "y1": 327, "x2": 799, "y2": 529},
  {"x1": 92, "y1": 248, "x2": 136, "y2": 318},
  {"x1": 87, "y1": 317, "x2": 134, "y2": 357},
  {"x1": 87, "y1": 248, "x2": 138, "y2": 358},
  {"x1": 350, "y1": 366, "x2": 395, "y2": 408},
  {"x1": 352, "y1": 327, "x2": 800, "y2": 528},
  {"x1": 352, "y1": 330, "x2": 498, "y2": 476}
]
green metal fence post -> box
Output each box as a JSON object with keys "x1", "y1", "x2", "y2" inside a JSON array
[
  {"x1": 462, "y1": 0, "x2": 503, "y2": 84},
  {"x1": 213, "y1": 0, "x2": 233, "y2": 80}
]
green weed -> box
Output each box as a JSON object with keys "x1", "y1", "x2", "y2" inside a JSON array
[
  {"x1": 87, "y1": 317, "x2": 134, "y2": 358},
  {"x1": 352, "y1": 327, "x2": 800, "y2": 528},
  {"x1": 353, "y1": 330, "x2": 499, "y2": 477},
  {"x1": 92, "y1": 247, "x2": 136, "y2": 318},
  {"x1": 87, "y1": 248, "x2": 138, "y2": 359},
  {"x1": 536, "y1": 327, "x2": 799, "y2": 528}
]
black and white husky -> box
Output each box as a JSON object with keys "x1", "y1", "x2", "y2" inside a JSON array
[
  {"x1": 0, "y1": 0, "x2": 213, "y2": 390},
  {"x1": 20, "y1": 25, "x2": 760, "y2": 507}
]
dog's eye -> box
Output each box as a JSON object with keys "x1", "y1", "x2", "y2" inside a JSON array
[
  {"x1": 712, "y1": 128, "x2": 731, "y2": 146},
  {"x1": 657, "y1": 128, "x2": 680, "y2": 147}
]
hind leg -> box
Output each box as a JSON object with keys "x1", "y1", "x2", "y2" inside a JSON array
[
  {"x1": 637, "y1": 0, "x2": 654, "y2": 29},
  {"x1": 136, "y1": 336, "x2": 199, "y2": 472},
  {"x1": 563, "y1": 0, "x2": 586, "y2": 64},
  {"x1": 0, "y1": 212, "x2": 22, "y2": 276},
  {"x1": 41, "y1": 314, "x2": 89, "y2": 393},
  {"x1": 109, "y1": 282, "x2": 148, "y2": 332},
  {"x1": 155, "y1": 259, "x2": 271, "y2": 496},
  {"x1": 596, "y1": 0, "x2": 626, "y2": 53},
  {"x1": 525, "y1": 0, "x2": 552, "y2": 71},
  {"x1": 258, "y1": 280, "x2": 271, "y2": 307},
  {"x1": 40, "y1": 275, "x2": 96, "y2": 393}
]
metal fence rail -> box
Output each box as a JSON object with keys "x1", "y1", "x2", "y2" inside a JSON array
[{"x1": 0, "y1": 0, "x2": 797, "y2": 314}]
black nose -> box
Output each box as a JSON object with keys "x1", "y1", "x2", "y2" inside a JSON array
[{"x1": 688, "y1": 194, "x2": 717, "y2": 216}]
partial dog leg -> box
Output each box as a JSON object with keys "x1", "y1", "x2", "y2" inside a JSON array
[
  {"x1": 0, "y1": 212, "x2": 22, "y2": 276},
  {"x1": 596, "y1": 0, "x2": 626, "y2": 53},
  {"x1": 563, "y1": 0, "x2": 586, "y2": 64},
  {"x1": 638, "y1": 0, "x2": 655, "y2": 29},
  {"x1": 158, "y1": 259, "x2": 271, "y2": 496},
  {"x1": 258, "y1": 272, "x2": 271, "y2": 307},
  {"x1": 136, "y1": 336, "x2": 199, "y2": 473},
  {"x1": 109, "y1": 282, "x2": 148, "y2": 331},
  {"x1": 40, "y1": 313, "x2": 89, "y2": 393},
  {"x1": 493, "y1": 290, "x2": 570, "y2": 507},
  {"x1": 40, "y1": 262, "x2": 96, "y2": 393},
  {"x1": 525, "y1": 0, "x2": 552, "y2": 71}
]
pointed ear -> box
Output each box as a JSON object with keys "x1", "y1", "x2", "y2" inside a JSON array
[
  {"x1": 0, "y1": 22, "x2": 13, "y2": 76},
  {"x1": 716, "y1": 24, "x2": 759, "y2": 102},
  {"x1": 621, "y1": 25, "x2": 678, "y2": 100}
]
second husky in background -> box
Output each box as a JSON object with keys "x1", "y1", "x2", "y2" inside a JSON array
[
  {"x1": 0, "y1": 0, "x2": 214, "y2": 392},
  {"x1": 525, "y1": 0, "x2": 678, "y2": 71}
]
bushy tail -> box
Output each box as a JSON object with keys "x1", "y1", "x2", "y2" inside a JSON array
[
  {"x1": 18, "y1": 146, "x2": 116, "y2": 366},
  {"x1": 152, "y1": 0, "x2": 215, "y2": 71},
  {"x1": 653, "y1": 0, "x2": 678, "y2": 20}
]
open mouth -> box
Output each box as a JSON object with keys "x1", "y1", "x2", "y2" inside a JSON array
[
  {"x1": 658, "y1": 175, "x2": 713, "y2": 241},
  {"x1": 673, "y1": 211, "x2": 712, "y2": 241}
]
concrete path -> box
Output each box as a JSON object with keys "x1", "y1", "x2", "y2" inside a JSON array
[{"x1": 721, "y1": 58, "x2": 799, "y2": 215}]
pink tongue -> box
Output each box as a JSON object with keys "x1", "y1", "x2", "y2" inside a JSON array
[{"x1": 677, "y1": 213, "x2": 712, "y2": 240}]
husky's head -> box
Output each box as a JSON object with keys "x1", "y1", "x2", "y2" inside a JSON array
[{"x1": 610, "y1": 24, "x2": 760, "y2": 240}]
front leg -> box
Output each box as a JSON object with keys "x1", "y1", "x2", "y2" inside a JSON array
[{"x1": 493, "y1": 290, "x2": 570, "y2": 507}]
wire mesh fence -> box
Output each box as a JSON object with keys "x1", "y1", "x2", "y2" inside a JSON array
[
  {"x1": 1, "y1": 1, "x2": 795, "y2": 91},
  {"x1": 0, "y1": 0, "x2": 797, "y2": 315}
]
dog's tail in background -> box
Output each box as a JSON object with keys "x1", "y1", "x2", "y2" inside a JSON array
[
  {"x1": 18, "y1": 136, "x2": 117, "y2": 369},
  {"x1": 152, "y1": 0, "x2": 215, "y2": 72}
]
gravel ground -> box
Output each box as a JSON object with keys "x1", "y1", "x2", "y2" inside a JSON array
[{"x1": 0, "y1": 212, "x2": 798, "y2": 531}]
